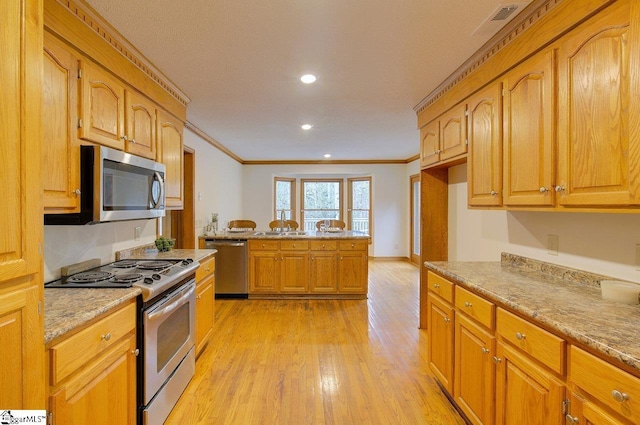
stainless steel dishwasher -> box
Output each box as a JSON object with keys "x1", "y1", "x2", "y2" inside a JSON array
[{"x1": 204, "y1": 240, "x2": 248, "y2": 298}]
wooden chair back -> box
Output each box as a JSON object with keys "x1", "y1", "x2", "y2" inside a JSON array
[
  {"x1": 227, "y1": 220, "x2": 257, "y2": 230},
  {"x1": 315, "y1": 220, "x2": 346, "y2": 230},
  {"x1": 269, "y1": 220, "x2": 299, "y2": 230}
]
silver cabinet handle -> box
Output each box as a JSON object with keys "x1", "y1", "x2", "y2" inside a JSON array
[
  {"x1": 539, "y1": 187, "x2": 549, "y2": 193},
  {"x1": 490, "y1": 190, "x2": 498, "y2": 196},
  {"x1": 493, "y1": 356, "x2": 502, "y2": 364},
  {"x1": 120, "y1": 135, "x2": 128, "y2": 141},
  {"x1": 565, "y1": 414, "x2": 579, "y2": 424},
  {"x1": 612, "y1": 390, "x2": 629, "y2": 402},
  {"x1": 555, "y1": 185, "x2": 565, "y2": 192},
  {"x1": 73, "y1": 189, "x2": 81, "y2": 195},
  {"x1": 464, "y1": 301, "x2": 472, "y2": 308},
  {"x1": 130, "y1": 138, "x2": 136, "y2": 144},
  {"x1": 132, "y1": 348, "x2": 140, "y2": 356},
  {"x1": 516, "y1": 332, "x2": 526, "y2": 340},
  {"x1": 481, "y1": 347, "x2": 490, "y2": 354},
  {"x1": 101, "y1": 333, "x2": 111, "y2": 341},
  {"x1": 443, "y1": 317, "x2": 451, "y2": 323}
]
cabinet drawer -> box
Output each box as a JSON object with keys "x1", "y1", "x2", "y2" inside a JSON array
[
  {"x1": 455, "y1": 286, "x2": 495, "y2": 330},
  {"x1": 427, "y1": 271, "x2": 454, "y2": 304},
  {"x1": 571, "y1": 346, "x2": 640, "y2": 423},
  {"x1": 497, "y1": 308, "x2": 565, "y2": 375},
  {"x1": 196, "y1": 255, "x2": 215, "y2": 281},
  {"x1": 49, "y1": 302, "x2": 136, "y2": 385},
  {"x1": 280, "y1": 240, "x2": 309, "y2": 251},
  {"x1": 310, "y1": 241, "x2": 337, "y2": 251},
  {"x1": 249, "y1": 240, "x2": 279, "y2": 251},
  {"x1": 338, "y1": 240, "x2": 367, "y2": 251}
]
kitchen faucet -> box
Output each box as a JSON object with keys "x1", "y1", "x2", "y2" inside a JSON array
[{"x1": 280, "y1": 210, "x2": 288, "y2": 232}]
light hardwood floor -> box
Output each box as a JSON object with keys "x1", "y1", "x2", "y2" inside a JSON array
[{"x1": 166, "y1": 260, "x2": 465, "y2": 424}]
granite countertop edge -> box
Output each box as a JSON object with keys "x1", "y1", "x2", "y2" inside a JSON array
[
  {"x1": 424, "y1": 257, "x2": 640, "y2": 372},
  {"x1": 198, "y1": 231, "x2": 370, "y2": 240}
]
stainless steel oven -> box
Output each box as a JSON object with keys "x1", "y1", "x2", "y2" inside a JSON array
[{"x1": 141, "y1": 279, "x2": 196, "y2": 425}]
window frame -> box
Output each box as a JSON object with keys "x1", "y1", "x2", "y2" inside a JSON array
[
  {"x1": 274, "y1": 177, "x2": 296, "y2": 220},
  {"x1": 347, "y1": 176, "x2": 372, "y2": 238},
  {"x1": 300, "y1": 178, "x2": 343, "y2": 232}
]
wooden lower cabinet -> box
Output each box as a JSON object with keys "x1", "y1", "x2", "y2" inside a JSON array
[
  {"x1": 454, "y1": 313, "x2": 496, "y2": 425},
  {"x1": 427, "y1": 293, "x2": 455, "y2": 394},
  {"x1": 47, "y1": 301, "x2": 137, "y2": 425},
  {"x1": 494, "y1": 340, "x2": 566, "y2": 424},
  {"x1": 195, "y1": 255, "x2": 215, "y2": 355},
  {"x1": 248, "y1": 239, "x2": 367, "y2": 296}
]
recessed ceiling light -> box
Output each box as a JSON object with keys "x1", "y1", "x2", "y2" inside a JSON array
[
  {"x1": 301, "y1": 74, "x2": 317, "y2": 84},
  {"x1": 323, "y1": 154, "x2": 331, "y2": 158},
  {"x1": 301, "y1": 124, "x2": 313, "y2": 130}
]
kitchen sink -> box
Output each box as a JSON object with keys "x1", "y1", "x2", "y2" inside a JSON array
[{"x1": 254, "y1": 231, "x2": 307, "y2": 236}]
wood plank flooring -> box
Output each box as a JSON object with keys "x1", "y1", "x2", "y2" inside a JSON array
[{"x1": 166, "y1": 260, "x2": 464, "y2": 424}]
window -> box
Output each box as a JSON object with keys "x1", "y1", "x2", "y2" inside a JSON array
[
  {"x1": 300, "y1": 179, "x2": 342, "y2": 232},
  {"x1": 274, "y1": 178, "x2": 295, "y2": 220},
  {"x1": 348, "y1": 177, "x2": 371, "y2": 235}
]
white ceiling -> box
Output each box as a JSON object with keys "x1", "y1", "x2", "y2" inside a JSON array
[{"x1": 84, "y1": 0, "x2": 530, "y2": 162}]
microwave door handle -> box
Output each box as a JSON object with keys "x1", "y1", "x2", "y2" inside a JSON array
[
  {"x1": 148, "y1": 284, "x2": 195, "y2": 321},
  {"x1": 151, "y1": 171, "x2": 164, "y2": 208}
]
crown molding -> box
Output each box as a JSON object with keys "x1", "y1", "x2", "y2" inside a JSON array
[
  {"x1": 184, "y1": 121, "x2": 244, "y2": 163},
  {"x1": 413, "y1": 0, "x2": 562, "y2": 114},
  {"x1": 56, "y1": 0, "x2": 191, "y2": 107}
]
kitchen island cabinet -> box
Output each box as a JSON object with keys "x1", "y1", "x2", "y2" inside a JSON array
[{"x1": 195, "y1": 254, "x2": 215, "y2": 355}]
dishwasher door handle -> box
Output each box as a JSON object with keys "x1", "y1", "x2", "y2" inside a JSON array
[{"x1": 209, "y1": 242, "x2": 246, "y2": 247}]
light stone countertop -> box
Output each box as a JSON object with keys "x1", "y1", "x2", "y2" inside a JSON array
[
  {"x1": 425, "y1": 253, "x2": 640, "y2": 372},
  {"x1": 199, "y1": 230, "x2": 370, "y2": 240},
  {"x1": 45, "y1": 248, "x2": 216, "y2": 345}
]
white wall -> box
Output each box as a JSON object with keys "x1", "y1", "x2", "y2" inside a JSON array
[
  {"x1": 184, "y1": 128, "x2": 243, "y2": 239},
  {"x1": 242, "y1": 162, "x2": 414, "y2": 258},
  {"x1": 448, "y1": 164, "x2": 640, "y2": 282}
]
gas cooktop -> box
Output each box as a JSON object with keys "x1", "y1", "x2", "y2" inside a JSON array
[{"x1": 46, "y1": 258, "x2": 199, "y2": 301}]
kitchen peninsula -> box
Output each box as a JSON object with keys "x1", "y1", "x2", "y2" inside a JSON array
[{"x1": 200, "y1": 231, "x2": 370, "y2": 298}]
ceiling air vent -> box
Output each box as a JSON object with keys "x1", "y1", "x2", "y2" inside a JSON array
[{"x1": 472, "y1": 2, "x2": 531, "y2": 37}]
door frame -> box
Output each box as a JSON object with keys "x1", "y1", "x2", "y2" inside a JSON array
[
  {"x1": 410, "y1": 173, "x2": 420, "y2": 265},
  {"x1": 171, "y1": 146, "x2": 195, "y2": 248}
]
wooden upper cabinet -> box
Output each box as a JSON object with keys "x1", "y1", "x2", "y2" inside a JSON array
[
  {"x1": 502, "y1": 49, "x2": 556, "y2": 206},
  {"x1": 125, "y1": 91, "x2": 156, "y2": 160},
  {"x1": 420, "y1": 120, "x2": 440, "y2": 168},
  {"x1": 556, "y1": 0, "x2": 639, "y2": 206},
  {"x1": 467, "y1": 83, "x2": 503, "y2": 207},
  {"x1": 440, "y1": 103, "x2": 468, "y2": 161},
  {"x1": 157, "y1": 109, "x2": 184, "y2": 209},
  {"x1": 79, "y1": 60, "x2": 126, "y2": 150},
  {"x1": 43, "y1": 33, "x2": 81, "y2": 213},
  {"x1": 420, "y1": 104, "x2": 468, "y2": 169}
]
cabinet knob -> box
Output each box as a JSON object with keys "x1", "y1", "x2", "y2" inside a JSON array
[
  {"x1": 101, "y1": 333, "x2": 111, "y2": 341},
  {"x1": 565, "y1": 414, "x2": 579, "y2": 424},
  {"x1": 612, "y1": 390, "x2": 629, "y2": 402},
  {"x1": 196, "y1": 295, "x2": 201, "y2": 299},
  {"x1": 464, "y1": 301, "x2": 472, "y2": 308},
  {"x1": 555, "y1": 185, "x2": 565, "y2": 192},
  {"x1": 481, "y1": 347, "x2": 490, "y2": 354},
  {"x1": 433, "y1": 283, "x2": 440, "y2": 289},
  {"x1": 443, "y1": 317, "x2": 451, "y2": 323},
  {"x1": 539, "y1": 186, "x2": 550, "y2": 193},
  {"x1": 132, "y1": 348, "x2": 140, "y2": 356},
  {"x1": 73, "y1": 189, "x2": 81, "y2": 195},
  {"x1": 120, "y1": 135, "x2": 128, "y2": 141},
  {"x1": 492, "y1": 356, "x2": 502, "y2": 364},
  {"x1": 293, "y1": 244, "x2": 296, "y2": 248},
  {"x1": 130, "y1": 138, "x2": 136, "y2": 144},
  {"x1": 351, "y1": 243, "x2": 355, "y2": 248},
  {"x1": 322, "y1": 244, "x2": 325, "y2": 248},
  {"x1": 262, "y1": 244, "x2": 265, "y2": 248},
  {"x1": 205, "y1": 267, "x2": 210, "y2": 272},
  {"x1": 490, "y1": 190, "x2": 498, "y2": 196},
  {"x1": 516, "y1": 332, "x2": 526, "y2": 340}
]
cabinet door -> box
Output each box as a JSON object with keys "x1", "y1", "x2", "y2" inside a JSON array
[
  {"x1": 125, "y1": 91, "x2": 156, "y2": 159},
  {"x1": 248, "y1": 251, "x2": 279, "y2": 292},
  {"x1": 427, "y1": 294, "x2": 455, "y2": 394},
  {"x1": 454, "y1": 313, "x2": 495, "y2": 425},
  {"x1": 569, "y1": 392, "x2": 621, "y2": 425},
  {"x1": 43, "y1": 33, "x2": 81, "y2": 213},
  {"x1": 556, "y1": 1, "x2": 639, "y2": 206},
  {"x1": 0, "y1": 285, "x2": 44, "y2": 408},
  {"x1": 503, "y1": 50, "x2": 555, "y2": 206},
  {"x1": 79, "y1": 60, "x2": 126, "y2": 150},
  {"x1": 310, "y1": 252, "x2": 338, "y2": 293},
  {"x1": 495, "y1": 341, "x2": 565, "y2": 425},
  {"x1": 280, "y1": 252, "x2": 309, "y2": 293},
  {"x1": 468, "y1": 83, "x2": 502, "y2": 207},
  {"x1": 196, "y1": 276, "x2": 214, "y2": 355},
  {"x1": 440, "y1": 103, "x2": 468, "y2": 161},
  {"x1": 338, "y1": 251, "x2": 367, "y2": 293},
  {"x1": 0, "y1": 0, "x2": 42, "y2": 282},
  {"x1": 420, "y1": 120, "x2": 440, "y2": 168},
  {"x1": 50, "y1": 336, "x2": 137, "y2": 425},
  {"x1": 157, "y1": 109, "x2": 184, "y2": 209}
]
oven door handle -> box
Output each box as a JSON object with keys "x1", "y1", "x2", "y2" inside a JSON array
[{"x1": 148, "y1": 283, "x2": 195, "y2": 321}]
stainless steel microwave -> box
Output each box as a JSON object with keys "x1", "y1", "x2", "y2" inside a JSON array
[{"x1": 45, "y1": 145, "x2": 166, "y2": 225}]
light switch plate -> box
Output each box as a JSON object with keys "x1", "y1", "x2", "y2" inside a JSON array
[
  {"x1": 134, "y1": 226, "x2": 141, "y2": 241},
  {"x1": 547, "y1": 234, "x2": 559, "y2": 256},
  {"x1": 636, "y1": 244, "x2": 640, "y2": 271}
]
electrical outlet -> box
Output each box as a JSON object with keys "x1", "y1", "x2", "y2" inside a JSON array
[
  {"x1": 636, "y1": 244, "x2": 640, "y2": 271},
  {"x1": 134, "y1": 226, "x2": 141, "y2": 241},
  {"x1": 547, "y1": 234, "x2": 559, "y2": 256},
  {"x1": 198, "y1": 192, "x2": 203, "y2": 201}
]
